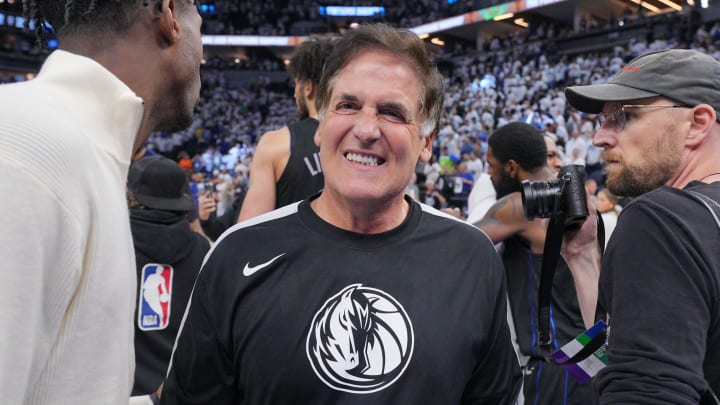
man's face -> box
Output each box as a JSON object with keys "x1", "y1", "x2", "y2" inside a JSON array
[
  {"x1": 593, "y1": 99, "x2": 684, "y2": 197},
  {"x1": 544, "y1": 136, "x2": 562, "y2": 176},
  {"x1": 315, "y1": 49, "x2": 431, "y2": 206},
  {"x1": 486, "y1": 147, "x2": 520, "y2": 199},
  {"x1": 596, "y1": 190, "x2": 614, "y2": 213},
  {"x1": 156, "y1": 0, "x2": 203, "y2": 132}
]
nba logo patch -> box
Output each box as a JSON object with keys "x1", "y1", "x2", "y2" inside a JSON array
[{"x1": 138, "y1": 264, "x2": 173, "y2": 331}]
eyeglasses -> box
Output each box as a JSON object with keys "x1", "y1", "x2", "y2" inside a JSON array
[{"x1": 596, "y1": 104, "x2": 687, "y2": 133}]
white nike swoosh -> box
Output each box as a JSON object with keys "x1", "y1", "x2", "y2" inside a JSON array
[{"x1": 242, "y1": 253, "x2": 286, "y2": 276}]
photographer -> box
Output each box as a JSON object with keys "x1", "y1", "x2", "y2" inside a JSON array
[
  {"x1": 473, "y1": 122, "x2": 600, "y2": 405},
  {"x1": 565, "y1": 49, "x2": 720, "y2": 403}
]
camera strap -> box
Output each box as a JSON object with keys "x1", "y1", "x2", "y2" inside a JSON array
[
  {"x1": 537, "y1": 212, "x2": 565, "y2": 357},
  {"x1": 537, "y1": 199, "x2": 606, "y2": 362}
]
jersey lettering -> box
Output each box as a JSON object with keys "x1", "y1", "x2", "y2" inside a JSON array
[{"x1": 304, "y1": 153, "x2": 322, "y2": 176}]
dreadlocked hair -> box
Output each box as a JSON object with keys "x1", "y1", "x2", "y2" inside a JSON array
[
  {"x1": 22, "y1": 0, "x2": 146, "y2": 47},
  {"x1": 22, "y1": 0, "x2": 44, "y2": 48}
]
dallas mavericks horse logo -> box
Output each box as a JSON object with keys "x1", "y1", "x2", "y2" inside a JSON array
[{"x1": 306, "y1": 284, "x2": 414, "y2": 394}]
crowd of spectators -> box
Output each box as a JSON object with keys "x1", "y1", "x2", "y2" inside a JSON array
[{"x1": 142, "y1": 11, "x2": 720, "y2": 218}]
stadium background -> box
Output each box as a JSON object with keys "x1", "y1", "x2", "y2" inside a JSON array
[{"x1": 1, "y1": 0, "x2": 718, "y2": 216}]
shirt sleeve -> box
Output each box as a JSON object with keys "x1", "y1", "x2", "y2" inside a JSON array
[
  {"x1": 161, "y1": 271, "x2": 237, "y2": 404},
  {"x1": 595, "y1": 201, "x2": 713, "y2": 404},
  {"x1": 461, "y1": 251, "x2": 522, "y2": 404}
]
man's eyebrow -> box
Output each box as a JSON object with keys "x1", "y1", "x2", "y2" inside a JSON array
[
  {"x1": 336, "y1": 94, "x2": 412, "y2": 117},
  {"x1": 338, "y1": 93, "x2": 359, "y2": 102},
  {"x1": 377, "y1": 101, "x2": 411, "y2": 116}
]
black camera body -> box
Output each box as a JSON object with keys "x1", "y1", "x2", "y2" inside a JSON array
[{"x1": 521, "y1": 165, "x2": 589, "y2": 229}]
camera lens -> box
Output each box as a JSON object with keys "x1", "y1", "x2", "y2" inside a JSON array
[{"x1": 521, "y1": 179, "x2": 562, "y2": 219}]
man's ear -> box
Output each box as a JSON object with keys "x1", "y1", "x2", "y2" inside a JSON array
[
  {"x1": 304, "y1": 80, "x2": 315, "y2": 100},
  {"x1": 156, "y1": 0, "x2": 181, "y2": 46},
  {"x1": 686, "y1": 103, "x2": 715, "y2": 148},
  {"x1": 314, "y1": 124, "x2": 322, "y2": 148},
  {"x1": 505, "y1": 159, "x2": 520, "y2": 178},
  {"x1": 418, "y1": 133, "x2": 434, "y2": 163}
]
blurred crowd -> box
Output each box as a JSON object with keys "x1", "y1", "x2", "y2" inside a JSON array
[{"x1": 148, "y1": 13, "x2": 720, "y2": 220}]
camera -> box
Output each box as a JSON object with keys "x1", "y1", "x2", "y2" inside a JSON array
[{"x1": 521, "y1": 165, "x2": 589, "y2": 229}]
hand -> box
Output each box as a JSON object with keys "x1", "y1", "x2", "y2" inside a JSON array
[
  {"x1": 561, "y1": 196, "x2": 601, "y2": 328},
  {"x1": 561, "y1": 196, "x2": 599, "y2": 258},
  {"x1": 198, "y1": 192, "x2": 216, "y2": 221}
]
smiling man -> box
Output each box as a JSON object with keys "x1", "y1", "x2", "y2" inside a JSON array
[
  {"x1": 161, "y1": 23, "x2": 520, "y2": 404},
  {"x1": 565, "y1": 49, "x2": 720, "y2": 404}
]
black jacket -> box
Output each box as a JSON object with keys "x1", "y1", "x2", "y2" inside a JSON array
[{"x1": 130, "y1": 209, "x2": 210, "y2": 396}]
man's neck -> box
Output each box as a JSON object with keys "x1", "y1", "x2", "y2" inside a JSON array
[
  {"x1": 525, "y1": 166, "x2": 555, "y2": 182},
  {"x1": 310, "y1": 192, "x2": 410, "y2": 234}
]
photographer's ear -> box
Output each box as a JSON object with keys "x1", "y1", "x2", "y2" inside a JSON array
[
  {"x1": 505, "y1": 159, "x2": 520, "y2": 179},
  {"x1": 685, "y1": 103, "x2": 715, "y2": 148}
]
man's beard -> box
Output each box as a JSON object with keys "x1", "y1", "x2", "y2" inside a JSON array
[
  {"x1": 493, "y1": 170, "x2": 521, "y2": 199},
  {"x1": 603, "y1": 149, "x2": 680, "y2": 198},
  {"x1": 157, "y1": 112, "x2": 194, "y2": 134}
]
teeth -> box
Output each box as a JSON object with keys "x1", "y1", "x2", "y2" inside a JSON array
[{"x1": 346, "y1": 152, "x2": 379, "y2": 166}]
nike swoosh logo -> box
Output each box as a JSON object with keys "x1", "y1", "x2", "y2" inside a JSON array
[{"x1": 243, "y1": 253, "x2": 286, "y2": 276}]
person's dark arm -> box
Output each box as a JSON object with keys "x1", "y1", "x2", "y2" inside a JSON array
[
  {"x1": 201, "y1": 190, "x2": 245, "y2": 241},
  {"x1": 474, "y1": 194, "x2": 527, "y2": 245},
  {"x1": 199, "y1": 216, "x2": 226, "y2": 242}
]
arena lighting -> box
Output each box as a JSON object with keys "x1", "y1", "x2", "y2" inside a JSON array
[
  {"x1": 199, "y1": 0, "x2": 566, "y2": 47},
  {"x1": 701, "y1": 0, "x2": 709, "y2": 8},
  {"x1": 418, "y1": 33, "x2": 430, "y2": 39},
  {"x1": 202, "y1": 35, "x2": 306, "y2": 46},
  {"x1": 514, "y1": 18, "x2": 529, "y2": 27},
  {"x1": 656, "y1": 0, "x2": 682, "y2": 11},
  {"x1": 629, "y1": 0, "x2": 660, "y2": 12},
  {"x1": 430, "y1": 37, "x2": 445, "y2": 46},
  {"x1": 318, "y1": 6, "x2": 385, "y2": 17},
  {"x1": 493, "y1": 12, "x2": 514, "y2": 21}
]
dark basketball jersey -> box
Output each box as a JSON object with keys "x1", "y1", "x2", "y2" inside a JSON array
[
  {"x1": 502, "y1": 235, "x2": 597, "y2": 405},
  {"x1": 162, "y1": 197, "x2": 521, "y2": 404},
  {"x1": 275, "y1": 117, "x2": 323, "y2": 208}
]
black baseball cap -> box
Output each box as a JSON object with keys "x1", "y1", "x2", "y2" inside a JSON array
[
  {"x1": 566, "y1": 49, "x2": 720, "y2": 116},
  {"x1": 128, "y1": 156, "x2": 195, "y2": 212}
]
